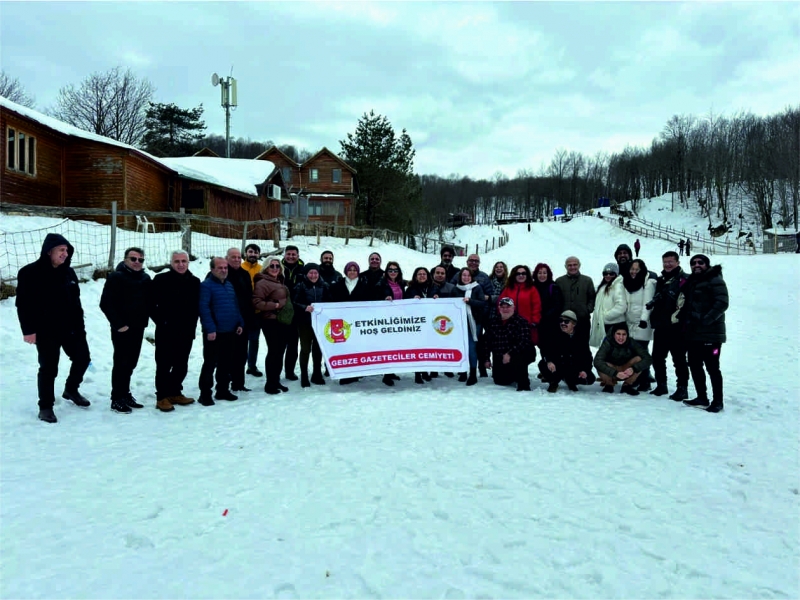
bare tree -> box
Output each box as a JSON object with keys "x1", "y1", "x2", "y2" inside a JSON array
[
  {"x1": 49, "y1": 67, "x2": 154, "y2": 145},
  {"x1": 0, "y1": 71, "x2": 35, "y2": 107}
]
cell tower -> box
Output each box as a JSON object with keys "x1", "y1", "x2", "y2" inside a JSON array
[{"x1": 211, "y1": 71, "x2": 238, "y2": 158}]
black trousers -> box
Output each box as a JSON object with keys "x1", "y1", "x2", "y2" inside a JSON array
[
  {"x1": 230, "y1": 330, "x2": 248, "y2": 389},
  {"x1": 36, "y1": 331, "x2": 91, "y2": 409},
  {"x1": 284, "y1": 324, "x2": 300, "y2": 376},
  {"x1": 298, "y1": 324, "x2": 322, "y2": 373},
  {"x1": 537, "y1": 359, "x2": 596, "y2": 386},
  {"x1": 199, "y1": 332, "x2": 238, "y2": 397},
  {"x1": 110, "y1": 327, "x2": 144, "y2": 400},
  {"x1": 154, "y1": 328, "x2": 194, "y2": 400},
  {"x1": 492, "y1": 347, "x2": 537, "y2": 387},
  {"x1": 652, "y1": 325, "x2": 689, "y2": 388},
  {"x1": 263, "y1": 320, "x2": 289, "y2": 388},
  {"x1": 687, "y1": 342, "x2": 723, "y2": 401}
]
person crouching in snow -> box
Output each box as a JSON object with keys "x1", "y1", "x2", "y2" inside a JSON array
[
  {"x1": 481, "y1": 297, "x2": 537, "y2": 391},
  {"x1": 593, "y1": 322, "x2": 652, "y2": 395},
  {"x1": 538, "y1": 310, "x2": 596, "y2": 393}
]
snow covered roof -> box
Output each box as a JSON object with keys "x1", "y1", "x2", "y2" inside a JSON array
[
  {"x1": 159, "y1": 157, "x2": 276, "y2": 197},
  {"x1": 0, "y1": 95, "x2": 172, "y2": 171}
]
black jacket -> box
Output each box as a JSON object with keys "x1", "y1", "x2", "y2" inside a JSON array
[
  {"x1": 150, "y1": 267, "x2": 201, "y2": 336},
  {"x1": 360, "y1": 268, "x2": 385, "y2": 300},
  {"x1": 16, "y1": 233, "x2": 85, "y2": 337},
  {"x1": 678, "y1": 265, "x2": 728, "y2": 344},
  {"x1": 541, "y1": 329, "x2": 593, "y2": 375},
  {"x1": 330, "y1": 278, "x2": 371, "y2": 303},
  {"x1": 282, "y1": 259, "x2": 305, "y2": 289},
  {"x1": 227, "y1": 266, "x2": 257, "y2": 328},
  {"x1": 482, "y1": 313, "x2": 533, "y2": 362},
  {"x1": 431, "y1": 280, "x2": 456, "y2": 298},
  {"x1": 100, "y1": 261, "x2": 152, "y2": 330},
  {"x1": 319, "y1": 264, "x2": 343, "y2": 286},
  {"x1": 649, "y1": 268, "x2": 687, "y2": 330},
  {"x1": 404, "y1": 281, "x2": 432, "y2": 299},
  {"x1": 292, "y1": 279, "x2": 331, "y2": 326}
]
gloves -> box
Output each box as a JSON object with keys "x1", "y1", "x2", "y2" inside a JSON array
[{"x1": 638, "y1": 320, "x2": 648, "y2": 329}]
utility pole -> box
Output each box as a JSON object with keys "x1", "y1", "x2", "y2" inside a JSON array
[{"x1": 211, "y1": 72, "x2": 238, "y2": 158}]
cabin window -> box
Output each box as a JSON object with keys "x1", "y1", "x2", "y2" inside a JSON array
[
  {"x1": 308, "y1": 200, "x2": 345, "y2": 217},
  {"x1": 332, "y1": 168, "x2": 342, "y2": 183},
  {"x1": 281, "y1": 166, "x2": 292, "y2": 183},
  {"x1": 309, "y1": 168, "x2": 319, "y2": 182},
  {"x1": 6, "y1": 127, "x2": 36, "y2": 176}
]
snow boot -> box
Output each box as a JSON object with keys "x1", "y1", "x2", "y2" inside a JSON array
[
  {"x1": 111, "y1": 399, "x2": 133, "y2": 413},
  {"x1": 301, "y1": 370, "x2": 311, "y2": 388},
  {"x1": 706, "y1": 400, "x2": 724, "y2": 413},
  {"x1": 382, "y1": 374, "x2": 395, "y2": 386},
  {"x1": 310, "y1": 368, "x2": 326, "y2": 385},
  {"x1": 669, "y1": 386, "x2": 689, "y2": 401},
  {"x1": 414, "y1": 372, "x2": 424, "y2": 384},
  {"x1": 650, "y1": 384, "x2": 669, "y2": 396},
  {"x1": 458, "y1": 372, "x2": 468, "y2": 382},
  {"x1": 125, "y1": 394, "x2": 144, "y2": 409},
  {"x1": 466, "y1": 368, "x2": 478, "y2": 386},
  {"x1": 38, "y1": 407, "x2": 58, "y2": 423},
  {"x1": 684, "y1": 397, "x2": 710, "y2": 408},
  {"x1": 62, "y1": 389, "x2": 91, "y2": 407}
]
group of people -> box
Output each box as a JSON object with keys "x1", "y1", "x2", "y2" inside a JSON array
[{"x1": 16, "y1": 234, "x2": 729, "y2": 424}]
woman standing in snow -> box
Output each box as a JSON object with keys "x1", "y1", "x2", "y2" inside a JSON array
[
  {"x1": 589, "y1": 263, "x2": 627, "y2": 348},
  {"x1": 499, "y1": 265, "x2": 542, "y2": 346},
  {"x1": 622, "y1": 258, "x2": 656, "y2": 391},
  {"x1": 531, "y1": 263, "x2": 564, "y2": 358},
  {"x1": 453, "y1": 267, "x2": 486, "y2": 386},
  {"x1": 379, "y1": 262, "x2": 406, "y2": 386},
  {"x1": 405, "y1": 267, "x2": 433, "y2": 384}
]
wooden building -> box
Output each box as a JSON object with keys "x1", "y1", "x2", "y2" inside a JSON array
[{"x1": 256, "y1": 146, "x2": 358, "y2": 225}]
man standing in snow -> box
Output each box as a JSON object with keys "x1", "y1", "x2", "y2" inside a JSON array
[
  {"x1": 16, "y1": 234, "x2": 92, "y2": 423},
  {"x1": 648, "y1": 251, "x2": 689, "y2": 400},
  {"x1": 281, "y1": 245, "x2": 304, "y2": 380},
  {"x1": 226, "y1": 247, "x2": 255, "y2": 392},
  {"x1": 555, "y1": 256, "x2": 595, "y2": 345},
  {"x1": 242, "y1": 244, "x2": 264, "y2": 377},
  {"x1": 100, "y1": 247, "x2": 151, "y2": 414},
  {"x1": 318, "y1": 250, "x2": 343, "y2": 286},
  {"x1": 435, "y1": 245, "x2": 459, "y2": 283},
  {"x1": 150, "y1": 250, "x2": 200, "y2": 412},
  {"x1": 676, "y1": 254, "x2": 728, "y2": 413}
]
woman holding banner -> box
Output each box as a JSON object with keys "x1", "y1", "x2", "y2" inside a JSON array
[
  {"x1": 330, "y1": 261, "x2": 369, "y2": 385},
  {"x1": 379, "y1": 261, "x2": 406, "y2": 386},
  {"x1": 453, "y1": 267, "x2": 486, "y2": 386},
  {"x1": 405, "y1": 267, "x2": 434, "y2": 384}
]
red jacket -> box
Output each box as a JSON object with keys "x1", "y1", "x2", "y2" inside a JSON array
[{"x1": 499, "y1": 284, "x2": 542, "y2": 345}]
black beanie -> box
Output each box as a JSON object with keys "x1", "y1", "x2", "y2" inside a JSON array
[
  {"x1": 690, "y1": 254, "x2": 711, "y2": 266},
  {"x1": 304, "y1": 262, "x2": 320, "y2": 276},
  {"x1": 615, "y1": 244, "x2": 633, "y2": 259}
]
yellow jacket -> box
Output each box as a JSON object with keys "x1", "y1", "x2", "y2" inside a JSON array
[{"x1": 241, "y1": 260, "x2": 263, "y2": 284}]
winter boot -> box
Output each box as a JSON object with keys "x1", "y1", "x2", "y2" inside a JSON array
[
  {"x1": 382, "y1": 374, "x2": 395, "y2": 386},
  {"x1": 156, "y1": 397, "x2": 175, "y2": 412},
  {"x1": 263, "y1": 383, "x2": 281, "y2": 395},
  {"x1": 62, "y1": 389, "x2": 91, "y2": 407},
  {"x1": 669, "y1": 386, "x2": 689, "y2": 402},
  {"x1": 602, "y1": 385, "x2": 615, "y2": 393},
  {"x1": 414, "y1": 372, "x2": 424, "y2": 384},
  {"x1": 706, "y1": 400, "x2": 724, "y2": 413},
  {"x1": 38, "y1": 407, "x2": 58, "y2": 423},
  {"x1": 479, "y1": 365, "x2": 488, "y2": 378},
  {"x1": 310, "y1": 370, "x2": 326, "y2": 385},
  {"x1": 547, "y1": 382, "x2": 559, "y2": 393},
  {"x1": 125, "y1": 394, "x2": 144, "y2": 409},
  {"x1": 111, "y1": 399, "x2": 133, "y2": 413},
  {"x1": 650, "y1": 384, "x2": 669, "y2": 396},
  {"x1": 621, "y1": 384, "x2": 640, "y2": 396},
  {"x1": 171, "y1": 395, "x2": 195, "y2": 405},
  {"x1": 637, "y1": 380, "x2": 652, "y2": 392},
  {"x1": 422, "y1": 372, "x2": 432, "y2": 381},
  {"x1": 458, "y1": 372, "x2": 468, "y2": 382},
  {"x1": 466, "y1": 368, "x2": 478, "y2": 386},
  {"x1": 215, "y1": 390, "x2": 238, "y2": 401},
  {"x1": 684, "y1": 397, "x2": 710, "y2": 408},
  {"x1": 301, "y1": 370, "x2": 311, "y2": 388},
  {"x1": 246, "y1": 366, "x2": 264, "y2": 377},
  {"x1": 198, "y1": 395, "x2": 215, "y2": 406}
]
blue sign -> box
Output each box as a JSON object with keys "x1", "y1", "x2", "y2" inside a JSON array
[
  {"x1": 553, "y1": 207, "x2": 564, "y2": 216},
  {"x1": 597, "y1": 197, "x2": 610, "y2": 207}
]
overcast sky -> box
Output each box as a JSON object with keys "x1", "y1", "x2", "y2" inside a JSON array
[{"x1": 2, "y1": 1, "x2": 798, "y2": 179}]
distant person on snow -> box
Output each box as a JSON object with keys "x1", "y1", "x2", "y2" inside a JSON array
[
  {"x1": 685, "y1": 238, "x2": 692, "y2": 256},
  {"x1": 678, "y1": 239, "x2": 685, "y2": 255},
  {"x1": 634, "y1": 238, "x2": 641, "y2": 257},
  {"x1": 16, "y1": 234, "x2": 92, "y2": 424}
]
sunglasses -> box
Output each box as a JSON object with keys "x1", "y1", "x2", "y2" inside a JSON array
[
  {"x1": 690, "y1": 260, "x2": 706, "y2": 266},
  {"x1": 559, "y1": 318, "x2": 574, "y2": 325},
  {"x1": 126, "y1": 256, "x2": 145, "y2": 263},
  {"x1": 602, "y1": 271, "x2": 616, "y2": 276},
  {"x1": 499, "y1": 302, "x2": 514, "y2": 308},
  {"x1": 387, "y1": 268, "x2": 399, "y2": 273},
  {"x1": 515, "y1": 272, "x2": 527, "y2": 276},
  {"x1": 267, "y1": 264, "x2": 281, "y2": 269}
]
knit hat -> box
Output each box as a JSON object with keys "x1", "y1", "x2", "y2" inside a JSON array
[
  {"x1": 602, "y1": 262, "x2": 619, "y2": 275},
  {"x1": 690, "y1": 254, "x2": 711, "y2": 267},
  {"x1": 304, "y1": 262, "x2": 320, "y2": 276},
  {"x1": 614, "y1": 244, "x2": 633, "y2": 260},
  {"x1": 560, "y1": 310, "x2": 578, "y2": 322},
  {"x1": 343, "y1": 261, "x2": 360, "y2": 275}
]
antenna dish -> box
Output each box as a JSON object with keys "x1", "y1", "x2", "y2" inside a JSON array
[{"x1": 211, "y1": 73, "x2": 220, "y2": 86}]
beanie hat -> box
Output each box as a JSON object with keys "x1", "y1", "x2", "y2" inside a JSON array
[
  {"x1": 615, "y1": 244, "x2": 633, "y2": 259},
  {"x1": 304, "y1": 262, "x2": 320, "y2": 276},
  {"x1": 602, "y1": 262, "x2": 619, "y2": 275},
  {"x1": 344, "y1": 261, "x2": 360, "y2": 275},
  {"x1": 560, "y1": 310, "x2": 578, "y2": 322},
  {"x1": 441, "y1": 245, "x2": 455, "y2": 257},
  {"x1": 690, "y1": 254, "x2": 711, "y2": 266}
]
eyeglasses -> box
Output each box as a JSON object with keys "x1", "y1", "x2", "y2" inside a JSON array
[
  {"x1": 690, "y1": 260, "x2": 706, "y2": 266},
  {"x1": 467, "y1": 259, "x2": 480, "y2": 263},
  {"x1": 267, "y1": 264, "x2": 281, "y2": 269},
  {"x1": 387, "y1": 268, "x2": 399, "y2": 273},
  {"x1": 602, "y1": 271, "x2": 616, "y2": 276},
  {"x1": 559, "y1": 318, "x2": 574, "y2": 325},
  {"x1": 126, "y1": 256, "x2": 145, "y2": 263}
]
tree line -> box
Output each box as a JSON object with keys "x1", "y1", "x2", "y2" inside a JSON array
[{"x1": 3, "y1": 67, "x2": 797, "y2": 234}]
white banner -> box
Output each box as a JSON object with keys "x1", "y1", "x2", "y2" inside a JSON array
[{"x1": 311, "y1": 298, "x2": 470, "y2": 379}]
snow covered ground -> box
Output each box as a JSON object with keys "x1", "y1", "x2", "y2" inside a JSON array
[{"x1": 1, "y1": 209, "x2": 798, "y2": 599}]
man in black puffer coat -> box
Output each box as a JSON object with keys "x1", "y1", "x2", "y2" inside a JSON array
[
  {"x1": 100, "y1": 247, "x2": 151, "y2": 413},
  {"x1": 538, "y1": 310, "x2": 596, "y2": 392},
  {"x1": 16, "y1": 234, "x2": 92, "y2": 423},
  {"x1": 676, "y1": 254, "x2": 729, "y2": 413}
]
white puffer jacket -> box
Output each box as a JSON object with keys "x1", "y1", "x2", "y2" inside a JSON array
[
  {"x1": 589, "y1": 275, "x2": 627, "y2": 347},
  {"x1": 624, "y1": 277, "x2": 656, "y2": 342}
]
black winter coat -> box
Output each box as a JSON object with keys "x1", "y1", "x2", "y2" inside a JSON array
[
  {"x1": 227, "y1": 266, "x2": 257, "y2": 328},
  {"x1": 330, "y1": 278, "x2": 371, "y2": 303},
  {"x1": 361, "y1": 268, "x2": 385, "y2": 300},
  {"x1": 678, "y1": 265, "x2": 728, "y2": 344},
  {"x1": 481, "y1": 313, "x2": 533, "y2": 363},
  {"x1": 150, "y1": 268, "x2": 200, "y2": 336},
  {"x1": 319, "y1": 264, "x2": 343, "y2": 286},
  {"x1": 533, "y1": 280, "x2": 565, "y2": 346},
  {"x1": 16, "y1": 233, "x2": 85, "y2": 337},
  {"x1": 404, "y1": 281, "x2": 432, "y2": 299},
  {"x1": 649, "y1": 268, "x2": 687, "y2": 330},
  {"x1": 541, "y1": 329, "x2": 593, "y2": 375},
  {"x1": 100, "y1": 261, "x2": 152, "y2": 331},
  {"x1": 431, "y1": 281, "x2": 456, "y2": 298},
  {"x1": 292, "y1": 279, "x2": 331, "y2": 327}
]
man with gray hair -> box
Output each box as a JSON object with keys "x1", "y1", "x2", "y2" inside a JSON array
[
  {"x1": 150, "y1": 250, "x2": 200, "y2": 412},
  {"x1": 555, "y1": 256, "x2": 595, "y2": 344}
]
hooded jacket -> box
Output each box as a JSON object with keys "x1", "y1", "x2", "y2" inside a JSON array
[
  {"x1": 593, "y1": 324, "x2": 652, "y2": 378},
  {"x1": 16, "y1": 233, "x2": 85, "y2": 337},
  {"x1": 292, "y1": 277, "x2": 331, "y2": 327},
  {"x1": 677, "y1": 265, "x2": 728, "y2": 344},
  {"x1": 589, "y1": 275, "x2": 627, "y2": 347},
  {"x1": 100, "y1": 260, "x2": 152, "y2": 331}
]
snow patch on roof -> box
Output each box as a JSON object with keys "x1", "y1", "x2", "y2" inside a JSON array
[{"x1": 159, "y1": 157, "x2": 276, "y2": 197}]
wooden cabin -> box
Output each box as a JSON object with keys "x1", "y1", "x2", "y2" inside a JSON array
[{"x1": 255, "y1": 146, "x2": 358, "y2": 226}]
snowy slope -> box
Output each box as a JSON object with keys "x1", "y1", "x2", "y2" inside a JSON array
[{"x1": 0, "y1": 211, "x2": 798, "y2": 599}]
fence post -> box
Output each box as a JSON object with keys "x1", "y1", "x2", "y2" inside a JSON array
[
  {"x1": 272, "y1": 220, "x2": 280, "y2": 249},
  {"x1": 369, "y1": 233, "x2": 374, "y2": 247},
  {"x1": 241, "y1": 221, "x2": 249, "y2": 252},
  {"x1": 345, "y1": 226, "x2": 350, "y2": 246},
  {"x1": 108, "y1": 201, "x2": 118, "y2": 268},
  {"x1": 475, "y1": 243, "x2": 479, "y2": 255},
  {"x1": 316, "y1": 224, "x2": 321, "y2": 246},
  {"x1": 180, "y1": 208, "x2": 192, "y2": 258}
]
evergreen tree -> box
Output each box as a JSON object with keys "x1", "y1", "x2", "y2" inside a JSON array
[
  {"x1": 340, "y1": 110, "x2": 421, "y2": 229},
  {"x1": 141, "y1": 102, "x2": 206, "y2": 157}
]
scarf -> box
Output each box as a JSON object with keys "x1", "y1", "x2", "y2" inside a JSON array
[
  {"x1": 345, "y1": 277, "x2": 358, "y2": 294},
  {"x1": 457, "y1": 281, "x2": 479, "y2": 341},
  {"x1": 622, "y1": 271, "x2": 645, "y2": 293}
]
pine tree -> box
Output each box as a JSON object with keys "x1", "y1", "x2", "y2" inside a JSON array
[
  {"x1": 141, "y1": 102, "x2": 206, "y2": 157},
  {"x1": 339, "y1": 110, "x2": 421, "y2": 229}
]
